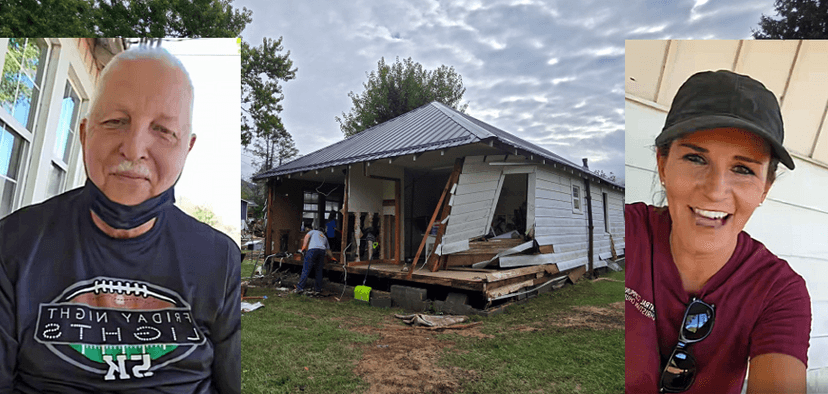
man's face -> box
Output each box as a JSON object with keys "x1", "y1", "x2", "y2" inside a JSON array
[{"x1": 80, "y1": 59, "x2": 196, "y2": 206}]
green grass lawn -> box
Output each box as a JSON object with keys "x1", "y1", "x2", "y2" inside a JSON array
[{"x1": 241, "y1": 258, "x2": 624, "y2": 394}]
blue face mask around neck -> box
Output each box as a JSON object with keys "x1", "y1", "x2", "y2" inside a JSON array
[{"x1": 86, "y1": 179, "x2": 175, "y2": 230}]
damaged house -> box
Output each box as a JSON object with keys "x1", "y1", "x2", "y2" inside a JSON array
[{"x1": 252, "y1": 101, "x2": 624, "y2": 306}]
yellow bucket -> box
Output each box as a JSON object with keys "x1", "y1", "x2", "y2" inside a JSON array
[{"x1": 354, "y1": 285, "x2": 371, "y2": 302}]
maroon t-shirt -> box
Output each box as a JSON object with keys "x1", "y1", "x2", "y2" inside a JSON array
[{"x1": 625, "y1": 202, "x2": 810, "y2": 393}]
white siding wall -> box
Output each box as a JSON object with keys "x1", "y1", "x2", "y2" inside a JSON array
[
  {"x1": 534, "y1": 165, "x2": 624, "y2": 271},
  {"x1": 441, "y1": 154, "x2": 624, "y2": 270},
  {"x1": 443, "y1": 155, "x2": 505, "y2": 246}
]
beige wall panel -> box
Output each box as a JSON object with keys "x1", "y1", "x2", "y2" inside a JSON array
[
  {"x1": 812, "y1": 113, "x2": 828, "y2": 163},
  {"x1": 780, "y1": 41, "x2": 828, "y2": 156},
  {"x1": 625, "y1": 40, "x2": 669, "y2": 101},
  {"x1": 657, "y1": 40, "x2": 740, "y2": 107},
  {"x1": 734, "y1": 40, "x2": 798, "y2": 98}
]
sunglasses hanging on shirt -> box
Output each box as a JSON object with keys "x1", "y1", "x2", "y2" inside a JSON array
[{"x1": 659, "y1": 297, "x2": 716, "y2": 393}]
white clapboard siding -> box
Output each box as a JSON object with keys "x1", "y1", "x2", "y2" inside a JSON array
[
  {"x1": 443, "y1": 156, "x2": 503, "y2": 247},
  {"x1": 449, "y1": 200, "x2": 492, "y2": 216},
  {"x1": 536, "y1": 233, "x2": 589, "y2": 246},
  {"x1": 458, "y1": 171, "x2": 502, "y2": 186}
]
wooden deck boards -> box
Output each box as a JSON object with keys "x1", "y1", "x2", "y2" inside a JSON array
[{"x1": 265, "y1": 256, "x2": 561, "y2": 295}]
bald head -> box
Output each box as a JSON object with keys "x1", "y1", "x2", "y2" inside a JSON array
[{"x1": 88, "y1": 46, "x2": 194, "y2": 136}]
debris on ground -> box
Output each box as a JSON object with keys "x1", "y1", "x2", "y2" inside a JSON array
[
  {"x1": 241, "y1": 301, "x2": 264, "y2": 313},
  {"x1": 395, "y1": 314, "x2": 467, "y2": 327}
]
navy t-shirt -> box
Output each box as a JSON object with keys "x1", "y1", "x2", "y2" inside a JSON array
[
  {"x1": 625, "y1": 202, "x2": 810, "y2": 393},
  {"x1": 0, "y1": 185, "x2": 240, "y2": 393}
]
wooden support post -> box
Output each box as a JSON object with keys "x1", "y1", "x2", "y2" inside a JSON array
[
  {"x1": 395, "y1": 179, "x2": 401, "y2": 264},
  {"x1": 367, "y1": 212, "x2": 375, "y2": 261},
  {"x1": 406, "y1": 161, "x2": 458, "y2": 280},
  {"x1": 428, "y1": 158, "x2": 464, "y2": 272},
  {"x1": 354, "y1": 211, "x2": 362, "y2": 262},
  {"x1": 264, "y1": 180, "x2": 274, "y2": 256},
  {"x1": 378, "y1": 211, "x2": 384, "y2": 259},
  {"x1": 340, "y1": 170, "x2": 349, "y2": 267}
]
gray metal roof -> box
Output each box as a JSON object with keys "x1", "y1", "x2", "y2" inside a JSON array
[{"x1": 253, "y1": 101, "x2": 623, "y2": 188}]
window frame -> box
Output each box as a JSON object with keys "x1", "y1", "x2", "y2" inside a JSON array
[{"x1": 571, "y1": 183, "x2": 582, "y2": 214}]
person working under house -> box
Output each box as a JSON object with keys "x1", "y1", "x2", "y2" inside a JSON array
[
  {"x1": 0, "y1": 47, "x2": 240, "y2": 393},
  {"x1": 625, "y1": 70, "x2": 810, "y2": 393},
  {"x1": 295, "y1": 224, "x2": 336, "y2": 295}
]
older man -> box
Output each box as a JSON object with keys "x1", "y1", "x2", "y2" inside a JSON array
[{"x1": 0, "y1": 48, "x2": 240, "y2": 393}]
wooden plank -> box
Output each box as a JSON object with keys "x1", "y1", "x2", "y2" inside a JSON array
[
  {"x1": 428, "y1": 158, "x2": 464, "y2": 272},
  {"x1": 567, "y1": 265, "x2": 587, "y2": 283},
  {"x1": 395, "y1": 179, "x2": 401, "y2": 263},
  {"x1": 341, "y1": 173, "x2": 350, "y2": 266},
  {"x1": 484, "y1": 265, "x2": 547, "y2": 282},
  {"x1": 445, "y1": 254, "x2": 498, "y2": 267},
  {"x1": 265, "y1": 180, "x2": 274, "y2": 256},
  {"x1": 539, "y1": 245, "x2": 554, "y2": 254},
  {"x1": 486, "y1": 279, "x2": 535, "y2": 298},
  {"x1": 407, "y1": 166, "x2": 457, "y2": 279}
]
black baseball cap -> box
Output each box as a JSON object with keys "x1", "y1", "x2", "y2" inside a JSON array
[{"x1": 656, "y1": 70, "x2": 794, "y2": 170}]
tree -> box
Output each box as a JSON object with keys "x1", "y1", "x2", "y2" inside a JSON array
[
  {"x1": 241, "y1": 179, "x2": 266, "y2": 219},
  {"x1": 336, "y1": 57, "x2": 467, "y2": 137},
  {"x1": 593, "y1": 169, "x2": 617, "y2": 182},
  {"x1": 247, "y1": 131, "x2": 299, "y2": 174},
  {"x1": 753, "y1": 0, "x2": 828, "y2": 39},
  {"x1": 0, "y1": 0, "x2": 251, "y2": 37},
  {"x1": 240, "y1": 37, "x2": 297, "y2": 148}
]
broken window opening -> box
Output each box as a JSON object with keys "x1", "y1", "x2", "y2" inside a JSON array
[
  {"x1": 302, "y1": 191, "x2": 320, "y2": 231},
  {"x1": 490, "y1": 173, "x2": 528, "y2": 238}
]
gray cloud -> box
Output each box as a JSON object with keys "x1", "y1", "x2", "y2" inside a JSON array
[{"x1": 238, "y1": 0, "x2": 776, "y2": 184}]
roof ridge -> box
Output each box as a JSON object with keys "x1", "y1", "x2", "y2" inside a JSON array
[{"x1": 430, "y1": 101, "x2": 493, "y2": 140}]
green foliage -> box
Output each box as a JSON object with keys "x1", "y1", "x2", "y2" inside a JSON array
[
  {"x1": 240, "y1": 37, "x2": 299, "y2": 173},
  {"x1": 336, "y1": 57, "x2": 467, "y2": 137},
  {"x1": 240, "y1": 37, "x2": 296, "y2": 146},
  {"x1": 753, "y1": 0, "x2": 828, "y2": 39},
  {"x1": 192, "y1": 205, "x2": 219, "y2": 227},
  {"x1": 0, "y1": 0, "x2": 93, "y2": 37},
  {"x1": 0, "y1": 0, "x2": 251, "y2": 37},
  {"x1": 241, "y1": 180, "x2": 266, "y2": 219}
]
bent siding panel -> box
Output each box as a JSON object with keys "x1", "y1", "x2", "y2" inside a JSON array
[{"x1": 443, "y1": 156, "x2": 503, "y2": 248}]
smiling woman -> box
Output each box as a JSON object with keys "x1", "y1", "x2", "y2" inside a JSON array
[{"x1": 625, "y1": 70, "x2": 811, "y2": 394}]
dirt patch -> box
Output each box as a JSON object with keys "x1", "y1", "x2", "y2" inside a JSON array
[
  {"x1": 546, "y1": 304, "x2": 624, "y2": 330},
  {"x1": 349, "y1": 320, "x2": 479, "y2": 394}
]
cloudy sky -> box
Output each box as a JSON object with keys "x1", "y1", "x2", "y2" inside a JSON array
[{"x1": 237, "y1": 0, "x2": 778, "y2": 184}]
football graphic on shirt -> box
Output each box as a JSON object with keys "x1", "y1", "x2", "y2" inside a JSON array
[{"x1": 35, "y1": 277, "x2": 205, "y2": 380}]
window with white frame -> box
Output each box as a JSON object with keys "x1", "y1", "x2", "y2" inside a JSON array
[
  {"x1": 0, "y1": 38, "x2": 48, "y2": 217},
  {"x1": 572, "y1": 184, "x2": 582, "y2": 213},
  {"x1": 0, "y1": 121, "x2": 24, "y2": 217},
  {"x1": 1, "y1": 38, "x2": 47, "y2": 130},
  {"x1": 47, "y1": 81, "x2": 81, "y2": 197}
]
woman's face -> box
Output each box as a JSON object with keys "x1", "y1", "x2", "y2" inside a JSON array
[{"x1": 657, "y1": 127, "x2": 773, "y2": 255}]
